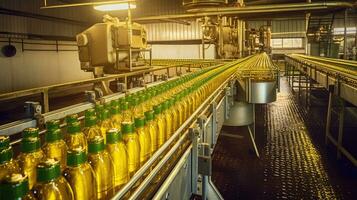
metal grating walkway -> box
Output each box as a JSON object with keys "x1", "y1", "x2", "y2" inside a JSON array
[{"x1": 212, "y1": 78, "x2": 357, "y2": 200}]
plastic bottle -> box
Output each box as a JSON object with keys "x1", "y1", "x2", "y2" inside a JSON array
[
  {"x1": 83, "y1": 115, "x2": 102, "y2": 141},
  {"x1": 87, "y1": 136, "x2": 114, "y2": 199},
  {"x1": 31, "y1": 159, "x2": 74, "y2": 200},
  {"x1": 110, "y1": 102, "x2": 122, "y2": 130},
  {"x1": 42, "y1": 120, "x2": 67, "y2": 172},
  {"x1": 153, "y1": 104, "x2": 166, "y2": 147},
  {"x1": 65, "y1": 121, "x2": 88, "y2": 153},
  {"x1": 144, "y1": 111, "x2": 158, "y2": 155},
  {"x1": 63, "y1": 148, "x2": 97, "y2": 200},
  {"x1": 169, "y1": 98, "x2": 179, "y2": 133},
  {"x1": 17, "y1": 137, "x2": 45, "y2": 189},
  {"x1": 162, "y1": 100, "x2": 173, "y2": 140},
  {"x1": 132, "y1": 97, "x2": 144, "y2": 119},
  {"x1": 0, "y1": 136, "x2": 20, "y2": 181},
  {"x1": 135, "y1": 117, "x2": 151, "y2": 166},
  {"x1": 122, "y1": 122, "x2": 140, "y2": 177},
  {"x1": 98, "y1": 109, "x2": 113, "y2": 144},
  {"x1": 121, "y1": 101, "x2": 134, "y2": 123},
  {"x1": 0, "y1": 173, "x2": 35, "y2": 200},
  {"x1": 106, "y1": 128, "x2": 129, "y2": 189}
]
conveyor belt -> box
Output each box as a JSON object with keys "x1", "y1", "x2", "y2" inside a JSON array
[
  {"x1": 0, "y1": 54, "x2": 278, "y2": 199},
  {"x1": 285, "y1": 54, "x2": 357, "y2": 106}
]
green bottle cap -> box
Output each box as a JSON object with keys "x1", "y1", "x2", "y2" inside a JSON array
[
  {"x1": 67, "y1": 122, "x2": 81, "y2": 134},
  {"x1": 169, "y1": 98, "x2": 174, "y2": 107},
  {"x1": 104, "y1": 102, "x2": 111, "y2": 110},
  {"x1": 121, "y1": 122, "x2": 134, "y2": 134},
  {"x1": 135, "y1": 117, "x2": 145, "y2": 128},
  {"x1": 145, "y1": 111, "x2": 154, "y2": 121},
  {"x1": 106, "y1": 128, "x2": 122, "y2": 144},
  {"x1": 95, "y1": 104, "x2": 104, "y2": 117},
  {"x1": 45, "y1": 128, "x2": 62, "y2": 143},
  {"x1": 111, "y1": 106, "x2": 120, "y2": 115},
  {"x1": 36, "y1": 159, "x2": 61, "y2": 182},
  {"x1": 46, "y1": 120, "x2": 60, "y2": 131},
  {"x1": 88, "y1": 136, "x2": 105, "y2": 153},
  {"x1": 85, "y1": 108, "x2": 96, "y2": 118},
  {"x1": 85, "y1": 116, "x2": 97, "y2": 127},
  {"x1": 22, "y1": 127, "x2": 39, "y2": 138},
  {"x1": 0, "y1": 174, "x2": 30, "y2": 199},
  {"x1": 0, "y1": 136, "x2": 10, "y2": 150},
  {"x1": 110, "y1": 100, "x2": 119, "y2": 108},
  {"x1": 132, "y1": 97, "x2": 139, "y2": 107},
  {"x1": 138, "y1": 95, "x2": 145, "y2": 104},
  {"x1": 67, "y1": 148, "x2": 87, "y2": 167},
  {"x1": 121, "y1": 101, "x2": 130, "y2": 111},
  {"x1": 154, "y1": 105, "x2": 162, "y2": 115},
  {"x1": 66, "y1": 114, "x2": 78, "y2": 125},
  {"x1": 162, "y1": 101, "x2": 169, "y2": 110},
  {"x1": 0, "y1": 147, "x2": 13, "y2": 164},
  {"x1": 21, "y1": 137, "x2": 41, "y2": 153},
  {"x1": 100, "y1": 109, "x2": 110, "y2": 120}
]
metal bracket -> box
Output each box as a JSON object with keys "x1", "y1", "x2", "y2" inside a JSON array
[
  {"x1": 85, "y1": 90, "x2": 97, "y2": 104},
  {"x1": 117, "y1": 81, "x2": 126, "y2": 93},
  {"x1": 25, "y1": 101, "x2": 44, "y2": 126},
  {"x1": 198, "y1": 143, "x2": 212, "y2": 176}
]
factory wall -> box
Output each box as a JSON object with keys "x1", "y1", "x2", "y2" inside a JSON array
[{"x1": 0, "y1": 40, "x2": 91, "y2": 93}]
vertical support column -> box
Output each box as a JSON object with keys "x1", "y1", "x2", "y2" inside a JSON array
[
  {"x1": 337, "y1": 99, "x2": 345, "y2": 159},
  {"x1": 190, "y1": 127, "x2": 199, "y2": 195},
  {"x1": 325, "y1": 86, "x2": 334, "y2": 145},
  {"x1": 42, "y1": 89, "x2": 49, "y2": 113},
  {"x1": 298, "y1": 70, "x2": 301, "y2": 97},
  {"x1": 343, "y1": 9, "x2": 348, "y2": 60}
]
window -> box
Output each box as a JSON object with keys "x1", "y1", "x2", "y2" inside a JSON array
[
  {"x1": 333, "y1": 27, "x2": 357, "y2": 35},
  {"x1": 271, "y1": 38, "x2": 303, "y2": 49}
]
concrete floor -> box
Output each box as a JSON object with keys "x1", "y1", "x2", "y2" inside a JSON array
[{"x1": 212, "y1": 77, "x2": 357, "y2": 200}]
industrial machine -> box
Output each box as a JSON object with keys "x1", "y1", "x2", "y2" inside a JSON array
[
  {"x1": 244, "y1": 25, "x2": 272, "y2": 56},
  {"x1": 77, "y1": 15, "x2": 149, "y2": 74},
  {"x1": 201, "y1": 16, "x2": 242, "y2": 59}
]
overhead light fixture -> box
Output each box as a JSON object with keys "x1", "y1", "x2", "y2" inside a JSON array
[{"x1": 94, "y1": 3, "x2": 136, "y2": 11}]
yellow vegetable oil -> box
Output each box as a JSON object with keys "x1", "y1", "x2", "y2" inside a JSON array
[
  {"x1": 22, "y1": 128, "x2": 39, "y2": 139},
  {"x1": 122, "y1": 122, "x2": 140, "y2": 177},
  {"x1": 17, "y1": 137, "x2": 44, "y2": 189},
  {"x1": 110, "y1": 105, "x2": 122, "y2": 130},
  {"x1": 135, "y1": 117, "x2": 151, "y2": 166},
  {"x1": 106, "y1": 128, "x2": 129, "y2": 190},
  {"x1": 32, "y1": 159, "x2": 74, "y2": 200},
  {"x1": 0, "y1": 136, "x2": 20, "y2": 181},
  {"x1": 83, "y1": 115, "x2": 102, "y2": 140},
  {"x1": 88, "y1": 136, "x2": 114, "y2": 199},
  {"x1": 175, "y1": 94, "x2": 185, "y2": 126},
  {"x1": 162, "y1": 100, "x2": 173, "y2": 140},
  {"x1": 169, "y1": 98, "x2": 179, "y2": 133},
  {"x1": 42, "y1": 120, "x2": 67, "y2": 172},
  {"x1": 145, "y1": 111, "x2": 158, "y2": 154},
  {"x1": 99, "y1": 109, "x2": 113, "y2": 144},
  {"x1": 131, "y1": 97, "x2": 144, "y2": 119},
  {"x1": 0, "y1": 173, "x2": 35, "y2": 200},
  {"x1": 64, "y1": 148, "x2": 97, "y2": 200},
  {"x1": 121, "y1": 101, "x2": 134, "y2": 123},
  {"x1": 65, "y1": 121, "x2": 88, "y2": 153},
  {"x1": 154, "y1": 104, "x2": 166, "y2": 147}
]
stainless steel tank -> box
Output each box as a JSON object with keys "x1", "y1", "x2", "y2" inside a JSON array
[{"x1": 224, "y1": 101, "x2": 254, "y2": 126}]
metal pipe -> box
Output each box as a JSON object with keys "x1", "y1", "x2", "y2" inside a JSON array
[
  {"x1": 133, "y1": 2, "x2": 353, "y2": 22},
  {"x1": 40, "y1": 0, "x2": 136, "y2": 9}
]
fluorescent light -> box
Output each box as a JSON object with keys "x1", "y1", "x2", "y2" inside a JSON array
[{"x1": 94, "y1": 3, "x2": 136, "y2": 11}]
